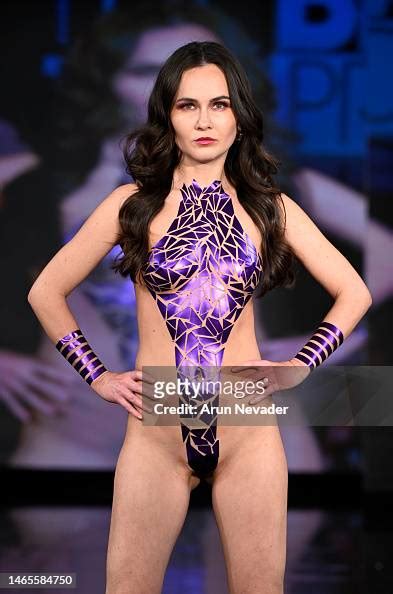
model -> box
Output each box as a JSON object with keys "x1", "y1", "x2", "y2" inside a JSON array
[{"x1": 27, "y1": 41, "x2": 372, "y2": 594}]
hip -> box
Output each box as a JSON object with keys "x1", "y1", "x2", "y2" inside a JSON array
[{"x1": 122, "y1": 410, "x2": 285, "y2": 476}]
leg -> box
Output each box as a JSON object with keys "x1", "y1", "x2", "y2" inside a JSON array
[
  {"x1": 211, "y1": 426, "x2": 288, "y2": 594},
  {"x1": 105, "y1": 429, "x2": 197, "y2": 594}
]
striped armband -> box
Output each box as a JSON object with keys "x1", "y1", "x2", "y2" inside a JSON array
[
  {"x1": 293, "y1": 321, "x2": 344, "y2": 370},
  {"x1": 55, "y1": 328, "x2": 108, "y2": 385}
]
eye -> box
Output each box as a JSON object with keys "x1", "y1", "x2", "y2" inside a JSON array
[
  {"x1": 213, "y1": 101, "x2": 230, "y2": 109},
  {"x1": 178, "y1": 102, "x2": 195, "y2": 110},
  {"x1": 177, "y1": 101, "x2": 230, "y2": 110}
]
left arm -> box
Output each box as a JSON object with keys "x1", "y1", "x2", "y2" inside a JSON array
[{"x1": 230, "y1": 193, "x2": 372, "y2": 400}]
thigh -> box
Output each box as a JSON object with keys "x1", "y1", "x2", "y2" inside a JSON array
[
  {"x1": 211, "y1": 426, "x2": 288, "y2": 594},
  {"x1": 106, "y1": 426, "x2": 195, "y2": 594}
]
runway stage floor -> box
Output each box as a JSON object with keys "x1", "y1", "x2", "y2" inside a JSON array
[{"x1": 0, "y1": 505, "x2": 391, "y2": 593}]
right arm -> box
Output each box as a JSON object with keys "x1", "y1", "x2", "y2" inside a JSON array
[{"x1": 27, "y1": 182, "x2": 151, "y2": 419}]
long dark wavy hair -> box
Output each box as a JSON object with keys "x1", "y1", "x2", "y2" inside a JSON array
[{"x1": 112, "y1": 41, "x2": 296, "y2": 297}]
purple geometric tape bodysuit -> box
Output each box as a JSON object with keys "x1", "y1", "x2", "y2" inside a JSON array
[{"x1": 141, "y1": 179, "x2": 263, "y2": 479}]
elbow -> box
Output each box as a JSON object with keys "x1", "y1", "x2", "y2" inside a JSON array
[
  {"x1": 27, "y1": 286, "x2": 37, "y2": 307},
  {"x1": 365, "y1": 289, "x2": 373, "y2": 310},
  {"x1": 357, "y1": 285, "x2": 373, "y2": 314},
  {"x1": 27, "y1": 282, "x2": 43, "y2": 307},
  {"x1": 27, "y1": 281, "x2": 66, "y2": 308},
  {"x1": 361, "y1": 280, "x2": 373, "y2": 309},
  {"x1": 337, "y1": 283, "x2": 373, "y2": 312},
  {"x1": 27, "y1": 283, "x2": 34, "y2": 304}
]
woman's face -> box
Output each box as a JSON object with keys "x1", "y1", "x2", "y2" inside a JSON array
[
  {"x1": 170, "y1": 63, "x2": 237, "y2": 167},
  {"x1": 112, "y1": 23, "x2": 220, "y2": 125}
]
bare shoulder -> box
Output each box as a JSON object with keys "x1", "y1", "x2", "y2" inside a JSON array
[
  {"x1": 110, "y1": 182, "x2": 139, "y2": 209},
  {"x1": 276, "y1": 192, "x2": 297, "y2": 220},
  {"x1": 275, "y1": 192, "x2": 312, "y2": 237}
]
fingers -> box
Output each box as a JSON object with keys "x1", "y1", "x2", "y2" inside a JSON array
[
  {"x1": 129, "y1": 369, "x2": 156, "y2": 384},
  {"x1": 230, "y1": 359, "x2": 264, "y2": 372},
  {"x1": 0, "y1": 354, "x2": 74, "y2": 421},
  {"x1": 127, "y1": 391, "x2": 153, "y2": 414},
  {"x1": 23, "y1": 374, "x2": 72, "y2": 405},
  {"x1": 228, "y1": 363, "x2": 279, "y2": 394},
  {"x1": 248, "y1": 384, "x2": 275, "y2": 404},
  {"x1": 119, "y1": 390, "x2": 153, "y2": 419},
  {"x1": 32, "y1": 361, "x2": 75, "y2": 386},
  {"x1": 90, "y1": 369, "x2": 155, "y2": 418},
  {"x1": 126, "y1": 370, "x2": 156, "y2": 403},
  {"x1": 118, "y1": 396, "x2": 143, "y2": 420},
  {"x1": 217, "y1": 368, "x2": 274, "y2": 406},
  {"x1": 130, "y1": 378, "x2": 155, "y2": 401},
  {"x1": 2, "y1": 376, "x2": 60, "y2": 417},
  {"x1": 118, "y1": 374, "x2": 154, "y2": 418},
  {"x1": 0, "y1": 386, "x2": 32, "y2": 423},
  {"x1": 119, "y1": 367, "x2": 280, "y2": 417}
]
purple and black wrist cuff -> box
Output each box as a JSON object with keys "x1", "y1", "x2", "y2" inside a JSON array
[
  {"x1": 293, "y1": 321, "x2": 344, "y2": 370},
  {"x1": 55, "y1": 328, "x2": 108, "y2": 385}
]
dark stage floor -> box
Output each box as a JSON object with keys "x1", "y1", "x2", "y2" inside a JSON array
[
  {"x1": 0, "y1": 471, "x2": 391, "y2": 593},
  {"x1": 0, "y1": 506, "x2": 392, "y2": 593}
]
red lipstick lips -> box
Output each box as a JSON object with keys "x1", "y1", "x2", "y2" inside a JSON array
[{"x1": 195, "y1": 137, "x2": 216, "y2": 145}]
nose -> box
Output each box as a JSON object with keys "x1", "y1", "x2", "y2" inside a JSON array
[{"x1": 195, "y1": 105, "x2": 213, "y2": 129}]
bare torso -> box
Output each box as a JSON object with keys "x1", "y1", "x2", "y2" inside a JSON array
[
  {"x1": 125, "y1": 180, "x2": 283, "y2": 485},
  {"x1": 134, "y1": 181, "x2": 263, "y2": 369},
  {"x1": 135, "y1": 285, "x2": 261, "y2": 369},
  {"x1": 107, "y1": 180, "x2": 288, "y2": 594}
]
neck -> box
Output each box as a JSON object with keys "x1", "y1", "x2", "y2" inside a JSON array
[{"x1": 172, "y1": 165, "x2": 227, "y2": 190}]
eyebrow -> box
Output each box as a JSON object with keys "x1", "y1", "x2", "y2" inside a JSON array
[{"x1": 175, "y1": 95, "x2": 231, "y2": 103}]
